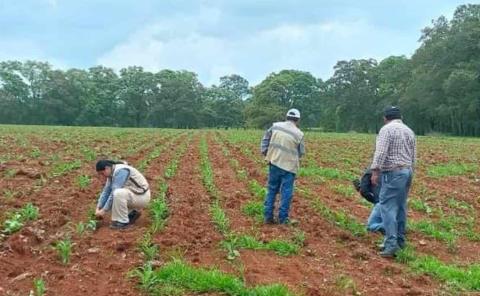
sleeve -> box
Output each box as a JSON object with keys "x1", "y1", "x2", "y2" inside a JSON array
[
  {"x1": 298, "y1": 136, "x2": 305, "y2": 158},
  {"x1": 260, "y1": 127, "x2": 273, "y2": 156},
  {"x1": 96, "y1": 179, "x2": 112, "y2": 209},
  {"x1": 101, "y1": 168, "x2": 130, "y2": 212},
  {"x1": 412, "y1": 136, "x2": 417, "y2": 170},
  {"x1": 371, "y1": 128, "x2": 390, "y2": 170}
]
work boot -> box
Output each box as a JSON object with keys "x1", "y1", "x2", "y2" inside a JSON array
[
  {"x1": 264, "y1": 218, "x2": 276, "y2": 225},
  {"x1": 128, "y1": 210, "x2": 141, "y2": 225},
  {"x1": 279, "y1": 218, "x2": 299, "y2": 226},
  {"x1": 110, "y1": 221, "x2": 129, "y2": 230},
  {"x1": 380, "y1": 247, "x2": 399, "y2": 258}
]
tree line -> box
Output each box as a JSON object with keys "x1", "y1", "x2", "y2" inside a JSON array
[{"x1": 1, "y1": 4, "x2": 479, "y2": 135}]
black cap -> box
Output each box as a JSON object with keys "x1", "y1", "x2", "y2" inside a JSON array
[
  {"x1": 384, "y1": 106, "x2": 402, "y2": 120},
  {"x1": 96, "y1": 160, "x2": 113, "y2": 172}
]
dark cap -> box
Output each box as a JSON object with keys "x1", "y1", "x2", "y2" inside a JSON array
[
  {"x1": 384, "y1": 106, "x2": 402, "y2": 120},
  {"x1": 96, "y1": 160, "x2": 114, "y2": 172}
]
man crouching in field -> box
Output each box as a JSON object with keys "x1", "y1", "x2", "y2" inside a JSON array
[
  {"x1": 95, "y1": 160, "x2": 151, "y2": 230},
  {"x1": 371, "y1": 106, "x2": 416, "y2": 257},
  {"x1": 261, "y1": 109, "x2": 305, "y2": 224}
]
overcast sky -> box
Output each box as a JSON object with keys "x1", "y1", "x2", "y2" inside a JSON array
[{"x1": 0, "y1": 0, "x2": 469, "y2": 85}]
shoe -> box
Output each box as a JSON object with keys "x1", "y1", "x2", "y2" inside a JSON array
[
  {"x1": 279, "y1": 218, "x2": 299, "y2": 226},
  {"x1": 110, "y1": 221, "x2": 129, "y2": 230},
  {"x1": 378, "y1": 243, "x2": 385, "y2": 251},
  {"x1": 128, "y1": 210, "x2": 141, "y2": 225},
  {"x1": 380, "y1": 248, "x2": 399, "y2": 258},
  {"x1": 264, "y1": 218, "x2": 276, "y2": 225}
]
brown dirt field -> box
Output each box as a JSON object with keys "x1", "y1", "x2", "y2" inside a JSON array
[{"x1": 153, "y1": 135, "x2": 231, "y2": 272}]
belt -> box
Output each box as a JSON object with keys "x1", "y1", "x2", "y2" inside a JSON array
[{"x1": 382, "y1": 165, "x2": 411, "y2": 172}]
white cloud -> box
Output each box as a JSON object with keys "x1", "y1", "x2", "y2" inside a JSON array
[
  {"x1": 0, "y1": 39, "x2": 69, "y2": 69},
  {"x1": 98, "y1": 11, "x2": 418, "y2": 86}
]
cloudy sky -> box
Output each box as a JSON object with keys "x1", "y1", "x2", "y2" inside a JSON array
[{"x1": 0, "y1": 0, "x2": 468, "y2": 85}]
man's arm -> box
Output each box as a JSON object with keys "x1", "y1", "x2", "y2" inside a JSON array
[
  {"x1": 298, "y1": 136, "x2": 305, "y2": 158},
  {"x1": 260, "y1": 127, "x2": 272, "y2": 156},
  {"x1": 96, "y1": 179, "x2": 112, "y2": 210},
  {"x1": 371, "y1": 128, "x2": 390, "y2": 171},
  {"x1": 101, "y1": 169, "x2": 130, "y2": 212},
  {"x1": 371, "y1": 128, "x2": 390, "y2": 186}
]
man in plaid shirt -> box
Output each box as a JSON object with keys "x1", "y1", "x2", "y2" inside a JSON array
[{"x1": 371, "y1": 106, "x2": 416, "y2": 257}]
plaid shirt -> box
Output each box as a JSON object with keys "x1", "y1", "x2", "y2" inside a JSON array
[{"x1": 371, "y1": 120, "x2": 416, "y2": 171}]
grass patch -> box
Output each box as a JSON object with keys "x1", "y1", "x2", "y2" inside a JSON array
[
  {"x1": 249, "y1": 180, "x2": 267, "y2": 200},
  {"x1": 330, "y1": 183, "x2": 355, "y2": 198},
  {"x1": 310, "y1": 198, "x2": 366, "y2": 237},
  {"x1": 232, "y1": 234, "x2": 300, "y2": 256},
  {"x1": 51, "y1": 160, "x2": 81, "y2": 177},
  {"x1": 241, "y1": 201, "x2": 264, "y2": 222},
  {"x1": 397, "y1": 246, "x2": 480, "y2": 291},
  {"x1": 132, "y1": 259, "x2": 293, "y2": 296},
  {"x1": 299, "y1": 166, "x2": 354, "y2": 180},
  {"x1": 427, "y1": 163, "x2": 478, "y2": 178}
]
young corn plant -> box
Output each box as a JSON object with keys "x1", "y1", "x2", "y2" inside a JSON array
[
  {"x1": 149, "y1": 186, "x2": 169, "y2": 233},
  {"x1": 3, "y1": 213, "x2": 24, "y2": 234},
  {"x1": 2, "y1": 203, "x2": 40, "y2": 234},
  {"x1": 138, "y1": 233, "x2": 159, "y2": 262},
  {"x1": 130, "y1": 262, "x2": 160, "y2": 293},
  {"x1": 241, "y1": 201, "x2": 264, "y2": 222},
  {"x1": 32, "y1": 278, "x2": 46, "y2": 296},
  {"x1": 55, "y1": 238, "x2": 73, "y2": 265},
  {"x1": 19, "y1": 203, "x2": 39, "y2": 221},
  {"x1": 76, "y1": 175, "x2": 91, "y2": 189}
]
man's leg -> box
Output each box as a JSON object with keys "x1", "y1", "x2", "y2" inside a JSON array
[
  {"x1": 278, "y1": 170, "x2": 295, "y2": 224},
  {"x1": 380, "y1": 170, "x2": 411, "y2": 256},
  {"x1": 129, "y1": 190, "x2": 151, "y2": 224},
  {"x1": 264, "y1": 164, "x2": 281, "y2": 223},
  {"x1": 367, "y1": 203, "x2": 383, "y2": 233},
  {"x1": 112, "y1": 188, "x2": 132, "y2": 224},
  {"x1": 397, "y1": 169, "x2": 413, "y2": 248}
]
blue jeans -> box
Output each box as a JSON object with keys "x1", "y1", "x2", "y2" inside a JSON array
[
  {"x1": 367, "y1": 203, "x2": 383, "y2": 233},
  {"x1": 379, "y1": 168, "x2": 413, "y2": 251},
  {"x1": 264, "y1": 164, "x2": 295, "y2": 223},
  {"x1": 367, "y1": 177, "x2": 383, "y2": 233}
]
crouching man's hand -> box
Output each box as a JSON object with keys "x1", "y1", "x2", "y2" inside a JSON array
[{"x1": 95, "y1": 208, "x2": 105, "y2": 219}]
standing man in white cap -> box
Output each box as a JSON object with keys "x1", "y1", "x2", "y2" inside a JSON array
[{"x1": 260, "y1": 108, "x2": 305, "y2": 224}]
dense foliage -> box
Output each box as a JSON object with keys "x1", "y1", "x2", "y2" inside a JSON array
[{"x1": 0, "y1": 4, "x2": 479, "y2": 135}]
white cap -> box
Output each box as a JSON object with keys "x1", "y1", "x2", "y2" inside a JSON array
[{"x1": 286, "y1": 108, "x2": 301, "y2": 119}]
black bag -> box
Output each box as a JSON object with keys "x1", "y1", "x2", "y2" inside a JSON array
[{"x1": 352, "y1": 169, "x2": 379, "y2": 204}]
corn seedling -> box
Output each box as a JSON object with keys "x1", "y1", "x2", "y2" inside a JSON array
[
  {"x1": 76, "y1": 175, "x2": 91, "y2": 189},
  {"x1": 3, "y1": 214, "x2": 24, "y2": 234},
  {"x1": 248, "y1": 180, "x2": 267, "y2": 200},
  {"x1": 130, "y1": 262, "x2": 160, "y2": 292},
  {"x1": 19, "y1": 203, "x2": 39, "y2": 221},
  {"x1": 138, "y1": 233, "x2": 159, "y2": 261},
  {"x1": 55, "y1": 238, "x2": 73, "y2": 265},
  {"x1": 51, "y1": 160, "x2": 81, "y2": 177},
  {"x1": 241, "y1": 201, "x2": 264, "y2": 222},
  {"x1": 2, "y1": 203, "x2": 39, "y2": 234},
  {"x1": 30, "y1": 147, "x2": 41, "y2": 159},
  {"x1": 32, "y1": 278, "x2": 46, "y2": 296},
  {"x1": 4, "y1": 168, "x2": 17, "y2": 178}
]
